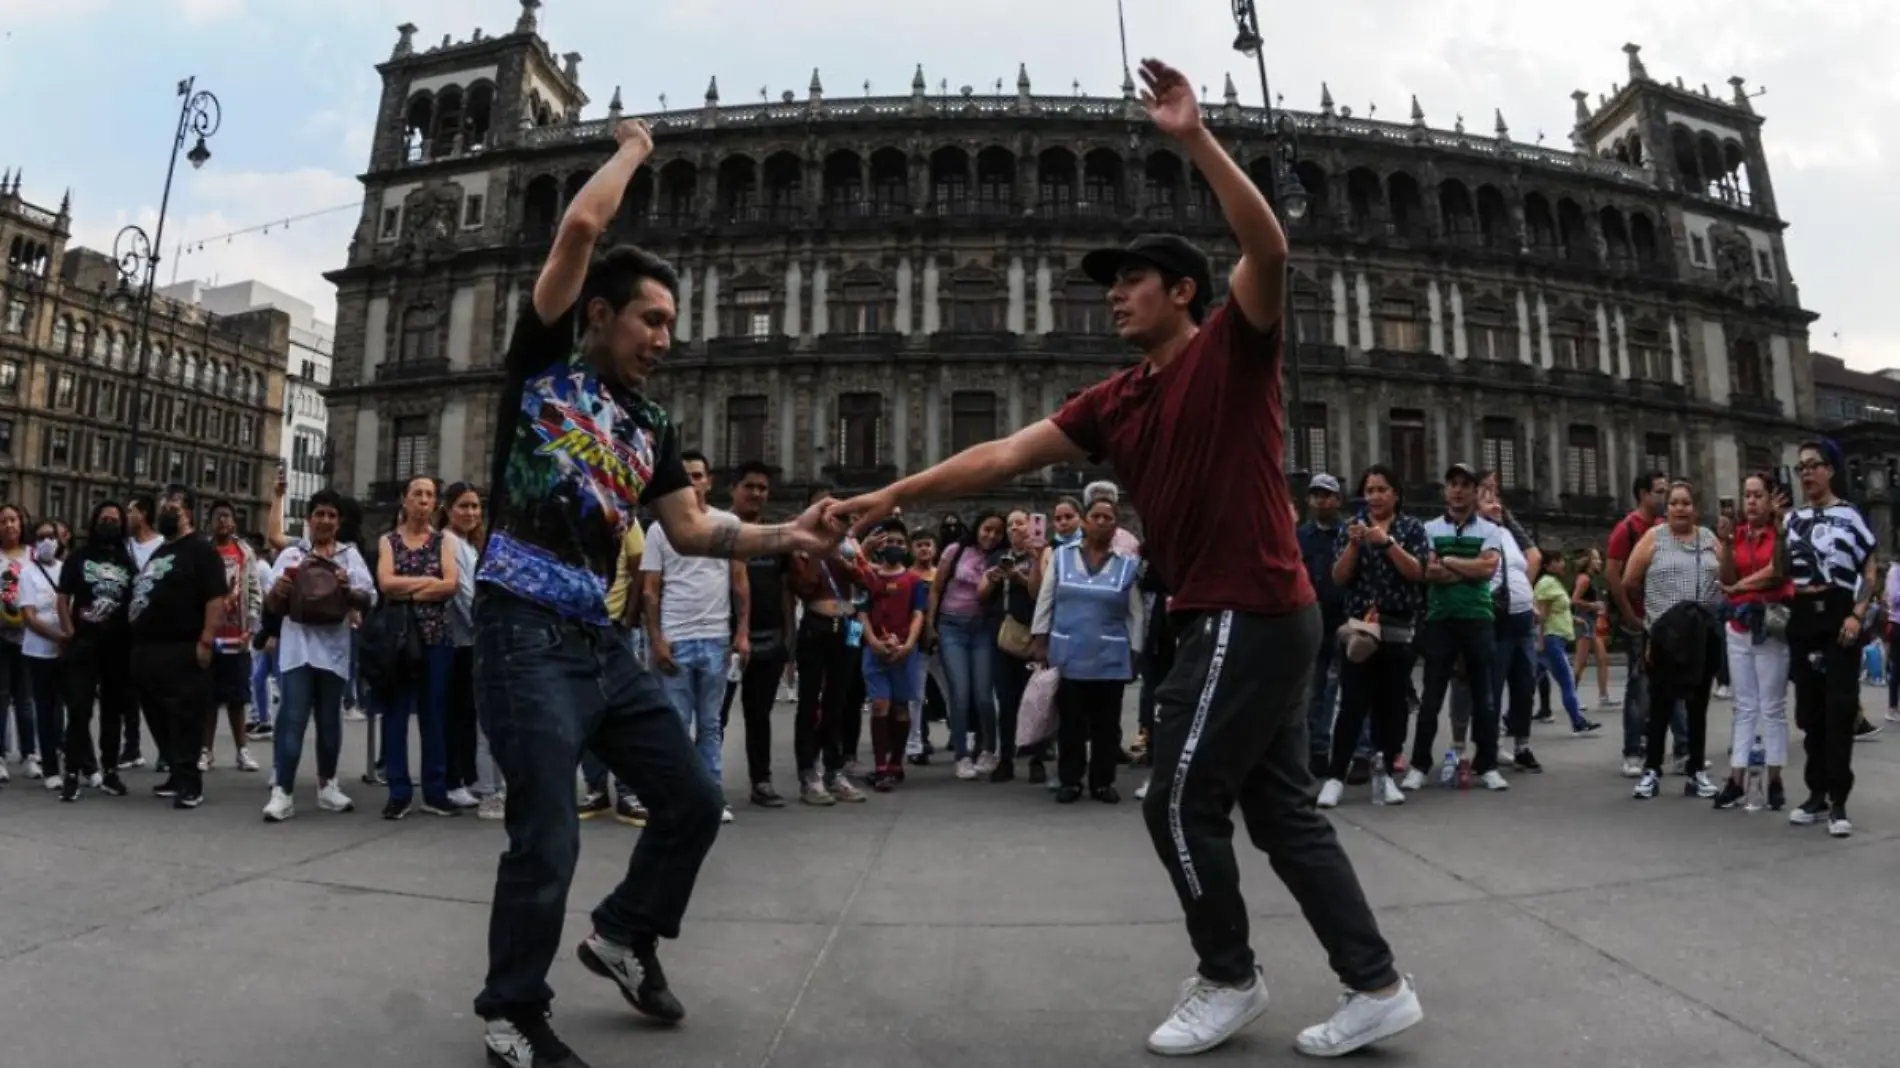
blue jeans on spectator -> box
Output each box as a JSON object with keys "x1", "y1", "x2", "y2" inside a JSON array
[
  {"x1": 381, "y1": 644, "x2": 455, "y2": 806},
  {"x1": 937, "y1": 613, "x2": 997, "y2": 760},
  {"x1": 471, "y1": 590, "x2": 722, "y2": 1020},
  {"x1": 659, "y1": 636, "x2": 729, "y2": 787},
  {"x1": 1540, "y1": 635, "x2": 1589, "y2": 731},
  {"x1": 0, "y1": 641, "x2": 36, "y2": 759},
  {"x1": 1492, "y1": 611, "x2": 1538, "y2": 740},
  {"x1": 275, "y1": 664, "x2": 346, "y2": 790},
  {"x1": 1306, "y1": 631, "x2": 1340, "y2": 767},
  {"x1": 250, "y1": 647, "x2": 278, "y2": 727}
]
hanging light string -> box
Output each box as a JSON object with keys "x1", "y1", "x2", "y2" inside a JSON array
[{"x1": 167, "y1": 200, "x2": 358, "y2": 284}]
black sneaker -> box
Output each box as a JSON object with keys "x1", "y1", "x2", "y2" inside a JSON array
[
  {"x1": 247, "y1": 722, "x2": 274, "y2": 741},
  {"x1": 152, "y1": 780, "x2": 181, "y2": 799},
  {"x1": 1345, "y1": 757, "x2": 1372, "y2": 785},
  {"x1": 1512, "y1": 748, "x2": 1544, "y2": 773},
  {"x1": 418, "y1": 797, "x2": 461, "y2": 817},
  {"x1": 906, "y1": 751, "x2": 931, "y2": 767},
  {"x1": 100, "y1": 772, "x2": 128, "y2": 797},
  {"x1": 1767, "y1": 780, "x2": 1786, "y2": 812},
  {"x1": 1789, "y1": 796, "x2": 1829, "y2": 826},
  {"x1": 1711, "y1": 779, "x2": 1746, "y2": 810},
  {"x1": 483, "y1": 1011, "x2": 591, "y2": 1068},
  {"x1": 1092, "y1": 784, "x2": 1120, "y2": 804},
  {"x1": 988, "y1": 759, "x2": 1016, "y2": 783},
  {"x1": 1573, "y1": 720, "x2": 1603, "y2": 737},
  {"x1": 749, "y1": 781, "x2": 785, "y2": 808},
  {"x1": 1055, "y1": 785, "x2": 1083, "y2": 804},
  {"x1": 576, "y1": 932, "x2": 687, "y2": 1023},
  {"x1": 1534, "y1": 711, "x2": 1557, "y2": 724},
  {"x1": 1854, "y1": 720, "x2": 1882, "y2": 741},
  {"x1": 173, "y1": 791, "x2": 204, "y2": 810},
  {"x1": 154, "y1": 759, "x2": 171, "y2": 776},
  {"x1": 615, "y1": 795, "x2": 648, "y2": 827},
  {"x1": 59, "y1": 775, "x2": 81, "y2": 803},
  {"x1": 577, "y1": 791, "x2": 611, "y2": 820},
  {"x1": 1027, "y1": 759, "x2": 1047, "y2": 784},
  {"x1": 381, "y1": 798, "x2": 411, "y2": 821}
]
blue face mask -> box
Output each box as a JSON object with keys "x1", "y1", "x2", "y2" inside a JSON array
[{"x1": 1054, "y1": 530, "x2": 1082, "y2": 547}]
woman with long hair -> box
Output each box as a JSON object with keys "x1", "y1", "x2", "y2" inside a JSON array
[
  {"x1": 1531, "y1": 552, "x2": 1601, "y2": 737},
  {"x1": 18, "y1": 517, "x2": 68, "y2": 791},
  {"x1": 373, "y1": 476, "x2": 461, "y2": 819},
  {"x1": 989, "y1": 508, "x2": 1046, "y2": 783},
  {"x1": 1713, "y1": 472, "x2": 1792, "y2": 810},
  {"x1": 926, "y1": 510, "x2": 1006, "y2": 778},
  {"x1": 1570, "y1": 547, "x2": 1613, "y2": 708},
  {"x1": 437, "y1": 481, "x2": 489, "y2": 812},
  {"x1": 0, "y1": 503, "x2": 37, "y2": 781},
  {"x1": 1623, "y1": 481, "x2": 1726, "y2": 801},
  {"x1": 56, "y1": 502, "x2": 136, "y2": 801}
]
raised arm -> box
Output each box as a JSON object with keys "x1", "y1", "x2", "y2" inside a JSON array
[
  {"x1": 532, "y1": 120, "x2": 654, "y2": 324},
  {"x1": 827, "y1": 421, "x2": 1086, "y2": 533},
  {"x1": 649, "y1": 488, "x2": 835, "y2": 560},
  {"x1": 1139, "y1": 58, "x2": 1285, "y2": 332}
]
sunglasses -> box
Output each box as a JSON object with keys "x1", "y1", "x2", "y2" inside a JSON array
[{"x1": 1793, "y1": 460, "x2": 1827, "y2": 474}]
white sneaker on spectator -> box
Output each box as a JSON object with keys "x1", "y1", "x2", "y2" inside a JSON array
[
  {"x1": 955, "y1": 758, "x2": 979, "y2": 781},
  {"x1": 23, "y1": 755, "x2": 42, "y2": 780},
  {"x1": 317, "y1": 780, "x2": 355, "y2": 813},
  {"x1": 1316, "y1": 779, "x2": 1345, "y2": 809},
  {"x1": 478, "y1": 792, "x2": 507, "y2": 820},
  {"x1": 1480, "y1": 770, "x2": 1509, "y2": 791},
  {"x1": 1399, "y1": 768, "x2": 1427, "y2": 791},
  {"x1": 43, "y1": 773, "x2": 62, "y2": 792},
  {"x1": 974, "y1": 751, "x2": 1000, "y2": 776},
  {"x1": 1145, "y1": 968, "x2": 1270, "y2": 1056},
  {"x1": 1294, "y1": 975, "x2": 1423, "y2": 1058},
  {"x1": 1134, "y1": 778, "x2": 1150, "y2": 801},
  {"x1": 446, "y1": 786, "x2": 480, "y2": 809},
  {"x1": 236, "y1": 748, "x2": 260, "y2": 772},
  {"x1": 197, "y1": 748, "x2": 212, "y2": 773},
  {"x1": 263, "y1": 787, "x2": 295, "y2": 823}
]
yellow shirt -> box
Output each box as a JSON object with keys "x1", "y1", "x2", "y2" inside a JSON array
[{"x1": 604, "y1": 523, "x2": 647, "y2": 626}]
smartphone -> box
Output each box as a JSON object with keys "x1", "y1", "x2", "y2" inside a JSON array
[{"x1": 1029, "y1": 514, "x2": 1047, "y2": 548}]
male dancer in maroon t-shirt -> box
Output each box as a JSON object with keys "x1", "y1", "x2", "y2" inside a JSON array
[{"x1": 832, "y1": 58, "x2": 1421, "y2": 1060}]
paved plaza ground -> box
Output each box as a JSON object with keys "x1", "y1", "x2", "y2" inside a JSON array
[{"x1": 0, "y1": 670, "x2": 1893, "y2": 1068}]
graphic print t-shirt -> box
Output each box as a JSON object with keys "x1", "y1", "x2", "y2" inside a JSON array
[
  {"x1": 58, "y1": 546, "x2": 134, "y2": 643},
  {"x1": 129, "y1": 534, "x2": 231, "y2": 644},
  {"x1": 479, "y1": 302, "x2": 690, "y2": 624},
  {"x1": 214, "y1": 541, "x2": 248, "y2": 651}
]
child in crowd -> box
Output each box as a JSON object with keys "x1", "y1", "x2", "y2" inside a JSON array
[{"x1": 853, "y1": 523, "x2": 928, "y2": 791}]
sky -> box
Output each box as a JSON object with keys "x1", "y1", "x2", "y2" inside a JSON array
[{"x1": 2, "y1": 0, "x2": 1893, "y2": 367}]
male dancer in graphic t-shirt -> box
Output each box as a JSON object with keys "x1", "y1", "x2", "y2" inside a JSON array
[
  {"x1": 470, "y1": 117, "x2": 840, "y2": 1068},
  {"x1": 831, "y1": 58, "x2": 1421, "y2": 1060}
]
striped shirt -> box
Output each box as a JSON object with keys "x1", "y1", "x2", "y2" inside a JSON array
[
  {"x1": 1784, "y1": 502, "x2": 1875, "y2": 593},
  {"x1": 1422, "y1": 513, "x2": 1505, "y2": 622}
]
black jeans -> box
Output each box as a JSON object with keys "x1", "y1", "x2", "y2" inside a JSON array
[
  {"x1": 446, "y1": 645, "x2": 479, "y2": 790},
  {"x1": 1643, "y1": 626, "x2": 1718, "y2": 775},
  {"x1": 993, "y1": 648, "x2": 1032, "y2": 763},
  {"x1": 131, "y1": 642, "x2": 212, "y2": 796},
  {"x1": 0, "y1": 641, "x2": 33, "y2": 758},
  {"x1": 62, "y1": 637, "x2": 134, "y2": 777},
  {"x1": 1412, "y1": 618, "x2": 1501, "y2": 774},
  {"x1": 26, "y1": 656, "x2": 61, "y2": 777},
  {"x1": 721, "y1": 646, "x2": 787, "y2": 785},
  {"x1": 472, "y1": 590, "x2": 723, "y2": 1019},
  {"x1": 1492, "y1": 611, "x2": 1537, "y2": 740},
  {"x1": 1057, "y1": 677, "x2": 1124, "y2": 789},
  {"x1": 1143, "y1": 607, "x2": 1400, "y2": 992},
  {"x1": 794, "y1": 614, "x2": 854, "y2": 777},
  {"x1": 1788, "y1": 590, "x2": 1861, "y2": 806},
  {"x1": 1331, "y1": 638, "x2": 1413, "y2": 779}
]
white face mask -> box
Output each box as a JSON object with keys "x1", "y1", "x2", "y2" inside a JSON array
[{"x1": 33, "y1": 538, "x2": 57, "y2": 564}]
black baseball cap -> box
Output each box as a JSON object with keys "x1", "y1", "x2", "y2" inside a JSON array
[
  {"x1": 1081, "y1": 234, "x2": 1214, "y2": 305},
  {"x1": 1444, "y1": 463, "x2": 1480, "y2": 484}
]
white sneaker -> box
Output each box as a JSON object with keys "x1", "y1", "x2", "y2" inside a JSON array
[
  {"x1": 1633, "y1": 770, "x2": 1660, "y2": 799},
  {"x1": 1688, "y1": 771, "x2": 1718, "y2": 799},
  {"x1": 0, "y1": 762, "x2": 9, "y2": 783},
  {"x1": 1146, "y1": 968, "x2": 1271, "y2": 1056},
  {"x1": 197, "y1": 748, "x2": 212, "y2": 773},
  {"x1": 43, "y1": 773, "x2": 62, "y2": 792},
  {"x1": 446, "y1": 786, "x2": 480, "y2": 809},
  {"x1": 1621, "y1": 756, "x2": 1645, "y2": 778},
  {"x1": 1374, "y1": 774, "x2": 1406, "y2": 806},
  {"x1": 1479, "y1": 770, "x2": 1509, "y2": 791},
  {"x1": 1294, "y1": 975, "x2": 1424, "y2": 1058},
  {"x1": 1828, "y1": 814, "x2": 1853, "y2": 838},
  {"x1": 974, "y1": 751, "x2": 1000, "y2": 776},
  {"x1": 84, "y1": 771, "x2": 103, "y2": 789},
  {"x1": 1599, "y1": 694, "x2": 1618, "y2": 709},
  {"x1": 720, "y1": 804, "x2": 735, "y2": 824},
  {"x1": 1399, "y1": 768, "x2": 1427, "y2": 792},
  {"x1": 343, "y1": 705, "x2": 367, "y2": 722},
  {"x1": 477, "y1": 792, "x2": 506, "y2": 820},
  {"x1": 316, "y1": 780, "x2": 354, "y2": 813},
  {"x1": 1316, "y1": 779, "x2": 1345, "y2": 808},
  {"x1": 235, "y1": 747, "x2": 260, "y2": 772},
  {"x1": 23, "y1": 755, "x2": 42, "y2": 780},
  {"x1": 263, "y1": 787, "x2": 295, "y2": 822},
  {"x1": 1135, "y1": 778, "x2": 1150, "y2": 801},
  {"x1": 1713, "y1": 684, "x2": 1732, "y2": 701},
  {"x1": 955, "y1": 758, "x2": 979, "y2": 781}
]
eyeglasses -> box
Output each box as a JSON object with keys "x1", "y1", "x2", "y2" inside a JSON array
[{"x1": 1793, "y1": 460, "x2": 1827, "y2": 474}]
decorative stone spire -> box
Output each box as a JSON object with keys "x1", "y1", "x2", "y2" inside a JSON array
[
  {"x1": 1571, "y1": 89, "x2": 1590, "y2": 124},
  {"x1": 1017, "y1": 63, "x2": 1030, "y2": 93},
  {"x1": 912, "y1": 64, "x2": 926, "y2": 93},
  {"x1": 810, "y1": 68, "x2": 823, "y2": 96},
  {"x1": 58, "y1": 189, "x2": 70, "y2": 220},
  {"x1": 1729, "y1": 76, "x2": 1753, "y2": 112},
  {"x1": 515, "y1": 0, "x2": 540, "y2": 34},
  {"x1": 393, "y1": 22, "x2": 417, "y2": 58},
  {"x1": 705, "y1": 76, "x2": 719, "y2": 104},
  {"x1": 1319, "y1": 82, "x2": 1334, "y2": 117},
  {"x1": 0, "y1": 169, "x2": 10, "y2": 196},
  {"x1": 1624, "y1": 43, "x2": 1649, "y2": 82},
  {"x1": 562, "y1": 51, "x2": 582, "y2": 83},
  {"x1": 1494, "y1": 108, "x2": 1510, "y2": 141},
  {"x1": 1410, "y1": 94, "x2": 1425, "y2": 127},
  {"x1": 607, "y1": 86, "x2": 623, "y2": 120},
  {"x1": 1222, "y1": 73, "x2": 1239, "y2": 107}
]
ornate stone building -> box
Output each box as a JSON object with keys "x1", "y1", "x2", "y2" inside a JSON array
[
  {"x1": 326, "y1": 3, "x2": 1818, "y2": 538},
  {"x1": 1, "y1": 173, "x2": 288, "y2": 529}
]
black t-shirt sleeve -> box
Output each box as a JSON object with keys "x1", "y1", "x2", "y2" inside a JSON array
[
  {"x1": 57, "y1": 555, "x2": 82, "y2": 597},
  {"x1": 638, "y1": 420, "x2": 691, "y2": 506},
  {"x1": 504, "y1": 299, "x2": 579, "y2": 378},
  {"x1": 195, "y1": 539, "x2": 230, "y2": 604}
]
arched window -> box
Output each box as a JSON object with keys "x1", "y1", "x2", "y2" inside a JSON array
[
  {"x1": 51, "y1": 315, "x2": 70, "y2": 353},
  {"x1": 93, "y1": 325, "x2": 110, "y2": 363},
  {"x1": 183, "y1": 353, "x2": 198, "y2": 390},
  {"x1": 109, "y1": 331, "x2": 126, "y2": 368},
  {"x1": 73, "y1": 320, "x2": 91, "y2": 361}
]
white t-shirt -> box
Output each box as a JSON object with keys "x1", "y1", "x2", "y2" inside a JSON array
[
  {"x1": 129, "y1": 533, "x2": 164, "y2": 573},
  {"x1": 18, "y1": 559, "x2": 62, "y2": 659},
  {"x1": 640, "y1": 514, "x2": 733, "y2": 643},
  {"x1": 270, "y1": 543, "x2": 376, "y2": 678}
]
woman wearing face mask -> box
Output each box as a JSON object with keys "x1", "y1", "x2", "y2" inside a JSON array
[
  {"x1": 18, "y1": 520, "x2": 70, "y2": 792},
  {"x1": 0, "y1": 504, "x2": 38, "y2": 782},
  {"x1": 989, "y1": 509, "x2": 1046, "y2": 783},
  {"x1": 56, "y1": 504, "x2": 137, "y2": 801},
  {"x1": 927, "y1": 512, "x2": 1006, "y2": 779}
]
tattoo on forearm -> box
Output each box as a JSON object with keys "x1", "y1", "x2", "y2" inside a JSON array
[{"x1": 708, "y1": 513, "x2": 742, "y2": 559}]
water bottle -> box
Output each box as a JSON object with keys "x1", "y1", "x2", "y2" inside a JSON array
[
  {"x1": 1439, "y1": 749, "x2": 1459, "y2": 788},
  {"x1": 1743, "y1": 735, "x2": 1768, "y2": 811},
  {"x1": 727, "y1": 653, "x2": 744, "y2": 684}
]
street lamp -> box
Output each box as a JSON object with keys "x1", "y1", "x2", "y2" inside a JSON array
[
  {"x1": 1230, "y1": 0, "x2": 1310, "y2": 482},
  {"x1": 115, "y1": 76, "x2": 221, "y2": 497}
]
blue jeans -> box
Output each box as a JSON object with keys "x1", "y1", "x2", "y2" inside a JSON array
[
  {"x1": 250, "y1": 647, "x2": 278, "y2": 727},
  {"x1": 0, "y1": 641, "x2": 36, "y2": 758},
  {"x1": 659, "y1": 636, "x2": 729, "y2": 786},
  {"x1": 1540, "y1": 635, "x2": 1588, "y2": 730},
  {"x1": 380, "y1": 644, "x2": 455, "y2": 805},
  {"x1": 582, "y1": 631, "x2": 648, "y2": 795},
  {"x1": 937, "y1": 613, "x2": 997, "y2": 760},
  {"x1": 1491, "y1": 611, "x2": 1537, "y2": 740},
  {"x1": 275, "y1": 664, "x2": 346, "y2": 789},
  {"x1": 472, "y1": 591, "x2": 722, "y2": 1019},
  {"x1": 1306, "y1": 631, "x2": 1340, "y2": 764}
]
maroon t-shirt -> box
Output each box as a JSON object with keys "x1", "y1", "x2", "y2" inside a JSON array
[
  {"x1": 1050, "y1": 303, "x2": 1313, "y2": 617},
  {"x1": 1606, "y1": 509, "x2": 1660, "y2": 621}
]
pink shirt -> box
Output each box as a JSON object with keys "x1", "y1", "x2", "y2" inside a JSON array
[{"x1": 937, "y1": 544, "x2": 989, "y2": 618}]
